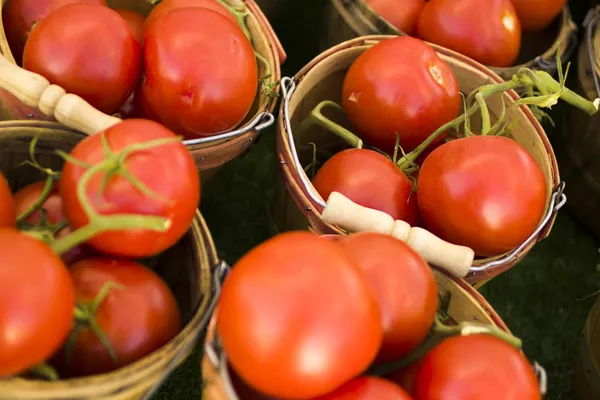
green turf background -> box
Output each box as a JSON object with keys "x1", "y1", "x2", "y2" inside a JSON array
[{"x1": 154, "y1": 1, "x2": 600, "y2": 398}]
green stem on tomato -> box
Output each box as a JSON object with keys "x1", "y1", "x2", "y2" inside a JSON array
[
  {"x1": 216, "y1": 0, "x2": 252, "y2": 41},
  {"x1": 476, "y1": 93, "x2": 491, "y2": 135},
  {"x1": 16, "y1": 176, "x2": 56, "y2": 223},
  {"x1": 28, "y1": 363, "x2": 59, "y2": 381},
  {"x1": 295, "y1": 100, "x2": 363, "y2": 149}
]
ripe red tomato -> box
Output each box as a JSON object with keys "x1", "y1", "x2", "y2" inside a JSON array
[
  {"x1": 217, "y1": 232, "x2": 383, "y2": 399},
  {"x1": 55, "y1": 258, "x2": 181, "y2": 376},
  {"x1": 337, "y1": 233, "x2": 437, "y2": 362},
  {"x1": 417, "y1": 0, "x2": 521, "y2": 68},
  {"x1": 413, "y1": 334, "x2": 541, "y2": 399},
  {"x1": 2, "y1": 0, "x2": 107, "y2": 63},
  {"x1": 0, "y1": 172, "x2": 16, "y2": 228},
  {"x1": 22, "y1": 3, "x2": 142, "y2": 115},
  {"x1": 312, "y1": 148, "x2": 421, "y2": 226},
  {"x1": 138, "y1": 8, "x2": 258, "y2": 138},
  {"x1": 0, "y1": 229, "x2": 74, "y2": 377},
  {"x1": 364, "y1": 0, "x2": 425, "y2": 35},
  {"x1": 314, "y1": 377, "x2": 413, "y2": 399},
  {"x1": 59, "y1": 119, "x2": 200, "y2": 258},
  {"x1": 342, "y1": 36, "x2": 460, "y2": 154},
  {"x1": 143, "y1": 0, "x2": 236, "y2": 31},
  {"x1": 417, "y1": 135, "x2": 546, "y2": 257},
  {"x1": 114, "y1": 8, "x2": 146, "y2": 43},
  {"x1": 510, "y1": 0, "x2": 566, "y2": 32}
]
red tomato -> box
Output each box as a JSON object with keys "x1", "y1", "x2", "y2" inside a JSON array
[
  {"x1": 413, "y1": 334, "x2": 541, "y2": 399},
  {"x1": 364, "y1": 0, "x2": 425, "y2": 35},
  {"x1": 22, "y1": 3, "x2": 141, "y2": 115},
  {"x1": 59, "y1": 119, "x2": 200, "y2": 258},
  {"x1": 0, "y1": 229, "x2": 74, "y2": 377},
  {"x1": 54, "y1": 258, "x2": 181, "y2": 376},
  {"x1": 2, "y1": 0, "x2": 107, "y2": 63},
  {"x1": 217, "y1": 232, "x2": 383, "y2": 399},
  {"x1": 138, "y1": 8, "x2": 258, "y2": 138},
  {"x1": 0, "y1": 172, "x2": 15, "y2": 228},
  {"x1": 312, "y1": 148, "x2": 421, "y2": 226},
  {"x1": 337, "y1": 233, "x2": 437, "y2": 362},
  {"x1": 417, "y1": 0, "x2": 521, "y2": 68},
  {"x1": 114, "y1": 8, "x2": 146, "y2": 43},
  {"x1": 314, "y1": 377, "x2": 413, "y2": 399},
  {"x1": 143, "y1": 0, "x2": 236, "y2": 31},
  {"x1": 342, "y1": 36, "x2": 460, "y2": 154},
  {"x1": 417, "y1": 135, "x2": 546, "y2": 257},
  {"x1": 510, "y1": 0, "x2": 566, "y2": 32}
]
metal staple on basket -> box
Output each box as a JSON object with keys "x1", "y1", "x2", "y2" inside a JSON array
[{"x1": 182, "y1": 111, "x2": 275, "y2": 146}]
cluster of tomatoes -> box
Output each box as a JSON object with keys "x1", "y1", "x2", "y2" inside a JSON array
[
  {"x1": 215, "y1": 231, "x2": 542, "y2": 399},
  {"x1": 0, "y1": 119, "x2": 200, "y2": 379},
  {"x1": 364, "y1": 0, "x2": 566, "y2": 67},
  {"x1": 3, "y1": 0, "x2": 260, "y2": 138},
  {"x1": 311, "y1": 36, "x2": 547, "y2": 259}
]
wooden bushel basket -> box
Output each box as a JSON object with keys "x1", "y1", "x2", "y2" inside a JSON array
[
  {"x1": 0, "y1": 121, "x2": 226, "y2": 400},
  {"x1": 320, "y1": 0, "x2": 578, "y2": 81},
  {"x1": 273, "y1": 36, "x2": 563, "y2": 286},
  {"x1": 574, "y1": 292, "x2": 600, "y2": 400},
  {"x1": 199, "y1": 268, "x2": 516, "y2": 399},
  {"x1": 0, "y1": 0, "x2": 286, "y2": 173}
]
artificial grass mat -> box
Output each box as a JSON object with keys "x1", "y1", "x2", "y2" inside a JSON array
[{"x1": 154, "y1": 1, "x2": 600, "y2": 398}]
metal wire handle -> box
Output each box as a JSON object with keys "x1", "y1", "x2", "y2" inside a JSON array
[
  {"x1": 281, "y1": 76, "x2": 567, "y2": 275},
  {"x1": 182, "y1": 111, "x2": 275, "y2": 146},
  {"x1": 534, "y1": 361, "x2": 548, "y2": 396},
  {"x1": 139, "y1": 260, "x2": 231, "y2": 400},
  {"x1": 585, "y1": 6, "x2": 600, "y2": 99}
]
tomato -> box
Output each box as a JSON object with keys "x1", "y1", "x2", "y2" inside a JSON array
[
  {"x1": 364, "y1": 0, "x2": 425, "y2": 35},
  {"x1": 342, "y1": 36, "x2": 460, "y2": 154},
  {"x1": 143, "y1": 0, "x2": 236, "y2": 31},
  {"x1": 312, "y1": 149, "x2": 421, "y2": 226},
  {"x1": 314, "y1": 377, "x2": 413, "y2": 399},
  {"x1": 138, "y1": 8, "x2": 258, "y2": 138},
  {"x1": 417, "y1": 0, "x2": 521, "y2": 68},
  {"x1": 417, "y1": 135, "x2": 546, "y2": 257},
  {"x1": 413, "y1": 334, "x2": 541, "y2": 399},
  {"x1": 217, "y1": 232, "x2": 383, "y2": 399},
  {"x1": 2, "y1": 0, "x2": 107, "y2": 63},
  {"x1": 388, "y1": 361, "x2": 423, "y2": 395},
  {"x1": 510, "y1": 0, "x2": 566, "y2": 32},
  {"x1": 114, "y1": 8, "x2": 146, "y2": 43},
  {"x1": 54, "y1": 258, "x2": 181, "y2": 376},
  {"x1": 0, "y1": 229, "x2": 74, "y2": 377},
  {"x1": 22, "y1": 3, "x2": 142, "y2": 115},
  {"x1": 337, "y1": 233, "x2": 437, "y2": 362},
  {"x1": 59, "y1": 119, "x2": 200, "y2": 258},
  {"x1": 0, "y1": 172, "x2": 16, "y2": 228}
]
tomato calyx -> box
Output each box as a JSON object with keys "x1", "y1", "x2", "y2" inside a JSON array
[
  {"x1": 27, "y1": 363, "x2": 59, "y2": 381},
  {"x1": 215, "y1": 0, "x2": 251, "y2": 40}
]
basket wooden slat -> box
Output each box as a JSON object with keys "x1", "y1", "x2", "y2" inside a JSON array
[
  {"x1": 274, "y1": 36, "x2": 560, "y2": 286},
  {"x1": 0, "y1": 121, "x2": 220, "y2": 400},
  {"x1": 574, "y1": 293, "x2": 600, "y2": 400}
]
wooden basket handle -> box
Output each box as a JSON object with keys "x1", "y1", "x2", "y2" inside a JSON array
[
  {"x1": 0, "y1": 54, "x2": 121, "y2": 134},
  {"x1": 245, "y1": 0, "x2": 287, "y2": 64}
]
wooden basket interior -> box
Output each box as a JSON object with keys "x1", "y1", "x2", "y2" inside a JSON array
[{"x1": 0, "y1": 123, "x2": 215, "y2": 399}]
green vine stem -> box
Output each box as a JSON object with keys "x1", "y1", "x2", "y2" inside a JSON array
[
  {"x1": 16, "y1": 176, "x2": 55, "y2": 223},
  {"x1": 294, "y1": 100, "x2": 364, "y2": 149},
  {"x1": 216, "y1": 0, "x2": 251, "y2": 41},
  {"x1": 28, "y1": 363, "x2": 59, "y2": 381}
]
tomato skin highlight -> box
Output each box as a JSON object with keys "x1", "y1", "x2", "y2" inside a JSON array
[
  {"x1": 54, "y1": 258, "x2": 181, "y2": 377},
  {"x1": 341, "y1": 36, "x2": 460, "y2": 154},
  {"x1": 412, "y1": 334, "x2": 541, "y2": 400},
  {"x1": 313, "y1": 376, "x2": 414, "y2": 399},
  {"x1": 337, "y1": 233, "x2": 437, "y2": 362},
  {"x1": 114, "y1": 8, "x2": 146, "y2": 43},
  {"x1": 417, "y1": 135, "x2": 546, "y2": 257},
  {"x1": 363, "y1": 0, "x2": 425, "y2": 35},
  {"x1": 22, "y1": 3, "x2": 142, "y2": 115},
  {"x1": 2, "y1": 0, "x2": 107, "y2": 63},
  {"x1": 313, "y1": 149, "x2": 421, "y2": 226},
  {"x1": 59, "y1": 119, "x2": 200, "y2": 258},
  {"x1": 0, "y1": 229, "x2": 74, "y2": 377},
  {"x1": 417, "y1": 0, "x2": 521, "y2": 68},
  {"x1": 0, "y1": 172, "x2": 16, "y2": 228},
  {"x1": 143, "y1": 0, "x2": 236, "y2": 31},
  {"x1": 217, "y1": 232, "x2": 383, "y2": 399},
  {"x1": 138, "y1": 8, "x2": 258, "y2": 138},
  {"x1": 510, "y1": 0, "x2": 566, "y2": 32}
]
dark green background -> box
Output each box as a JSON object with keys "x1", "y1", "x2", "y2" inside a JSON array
[{"x1": 156, "y1": 1, "x2": 600, "y2": 399}]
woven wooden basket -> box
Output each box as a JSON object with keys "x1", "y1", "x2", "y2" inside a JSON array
[
  {"x1": 0, "y1": 0, "x2": 286, "y2": 172},
  {"x1": 320, "y1": 0, "x2": 578, "y2": 81},
  {"x1": 574, "y1": 292, "x2": 600, "y2": 400},
  {"x1": 273, "y1": 35, "x2": 562, "y2": 287},
  {"x1": 200, "y1": 267, "x2": 511, "y2": 399},
  {"x1": 0, "y1": 121, "x2": 224, "y2": 400}
]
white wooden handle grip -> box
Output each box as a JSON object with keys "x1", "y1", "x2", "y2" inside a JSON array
[
  {"x1": 322, "y1": 191, "x2": 475, "y2": 278},
  {"x1": 0, "y1": 54, "x2": 122, "y2": 135}
]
